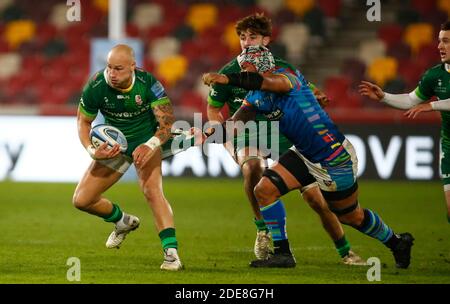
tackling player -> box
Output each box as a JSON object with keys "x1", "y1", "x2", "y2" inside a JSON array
[
  {"x1": 206, "y1": 13, "x2": 364, "y2": 266},
  {"x1": 73, "y1": 44, "x2": 183, "y2": 271},
  {"x1": 359, "y1": 21, "x2": 450, "y2": 223},
  {"x1": 203, "y1": 45, "x2": 414, "y2": 268}
]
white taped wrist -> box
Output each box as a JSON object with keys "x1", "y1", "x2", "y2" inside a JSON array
[
  {"x1": 144, "y1": 136, "x2": 161, "y2": 150},
  {"x1": 380, "y1": 92, "x2": 422, "y2": 110},
  {"x1": 381, "y1": 92, "x2": 392, "y2": 103},
  {"x1": 86, "y1": 145, "x2": 97, "y2": 159},
  {"x1": 431, "y1": 100, "x2": 450, "y2": 111}
]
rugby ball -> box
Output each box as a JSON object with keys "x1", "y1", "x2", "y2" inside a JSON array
[{"x1": 90, "y1": 124, "x2": 128, "y2": 153}]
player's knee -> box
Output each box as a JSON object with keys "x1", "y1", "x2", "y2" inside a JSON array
[
  {"x1": 254, "y1": 178, "x2": 278, "y2": 206},
  {"x1": 141, "y1": 186, "x2": 161, "y2": 203},
  {"x1": 302, "y1": 187, "x2": 328, "y2": 214},
  {"x1": 242, "y1": 159, "x2": 264, "y2": 180},
  {"x1": 338, "y1": 207, "x2": 364, "y2": 226},
  {"x1": 72, "y1": 191, "x2": 92, "y2": 211}
]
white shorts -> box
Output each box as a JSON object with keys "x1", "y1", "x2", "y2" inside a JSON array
[
  {"x1": 97, "y1": 154, "x2": 134, "y2": 174},
  {"x1": 290, "y1": 139, "x2": 358, "y2": 192}
]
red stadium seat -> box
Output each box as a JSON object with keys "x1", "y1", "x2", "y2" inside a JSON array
[
  {"x1": 324, "y1": 76, "x2": 354, "y2": 108},
  {"x1": 217, "y1": 5, "x2": 245, "y2": 25},
  {"x1": 378, "y1": 24, "x2": 403, "y2": 49},
  {"x1": 341, "y1": 58, "x2": 366, "y2": 85},
  {"x1": 35, "y1": 23, "x2": 58, "y2": 47},
  {"x1": 417, "y1": 44, "x2": 440, "y2": 68},
  {"x1": 126, "y1": 23, "x2": 140, "y2": 38},
  {"x1": 397, "y1": 61, "x2": 423, "y2": 89},
  {"x1": 179, "y1": 90, "x2": 207, "y2": 116},
  {"x1": 387, "y1": 42, "x2": 412, "y2": 61},
  {"x1": 342, "y1": 92, "x2": 362, "y2": 109},
  {"x1": 411, "y1": 0, "x2": 437, "y2": 16},
  {"x1": 318, "y1": 0, "x2": 342, "y2": 18}
]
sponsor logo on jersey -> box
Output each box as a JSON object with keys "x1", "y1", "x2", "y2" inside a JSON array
[
  {"x1": 232, "y1": 87, "x2": 247, "y2": 96},
  {"x1": 233, "y1": 97, "x2": 243, "y2": 104},
  {"x1": 103, "y1": 97, "x2": 115, "y2": 109},
  {"x1": 135, "y1": 94, "x2": 143, "y2": 105},
  {"x1": 103, "y1": 104, "x2": 152, "y2": 118},
  {"x1": 264, "y1": 108, "x2": 283, "y2": 120},
  {"x1": 117, "y1": 95, "x2": 130, "y2": 100},
  {"x1": 435, "y1": 78, "x2": 447, "y2": 93},
  {"x1": 92, "y1": 77, "x2": 103, "y2": 88},
  {"x1": 151, "y1": 81, "x2": 166, "y2": 98}
]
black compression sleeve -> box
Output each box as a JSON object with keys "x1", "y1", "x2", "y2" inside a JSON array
[{"x1": 226, "y1": 72, "x2": 264, "y2": 90}]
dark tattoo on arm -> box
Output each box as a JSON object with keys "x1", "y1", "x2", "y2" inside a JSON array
[{"x1": 152, "y1": 103, "x2": 175, "y2": 144}]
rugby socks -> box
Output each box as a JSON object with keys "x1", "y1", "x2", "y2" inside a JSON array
[
  {"x1": 334, "y1": 236, "x2": 351, "y2": 258},
  {"x1": 254, "y1": 218, "x2": 269, "y2": 232},
  {"x1": 260, "y1": 200, "x2": 291, "y2": 254},
  {"x1": 102, "y1": 203, "x2": 123, "y2": 223},
  {"x1": 159, "y1": 227, "x2": 178, "y2": 250},
  {"x1": 357, "y1": 208, "x2": 397, "y2": 248}
]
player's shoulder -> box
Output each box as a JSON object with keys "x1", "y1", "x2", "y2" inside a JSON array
[
  {"x1": 85, "y1": 69, "x2": 106, "y2": 89},
  {"x1": 274, "y1": 56, "x2": 296, "y2": 70},
  {"x1": 423, "y1": 63, "x2": 446, "y2": 77},
  {"x1": 218, "y1": 59, "x2": 240, "y2": 73},
  {"x1": 135, "y1": 67, "x2": 157, "y2": 84},
  {"x1": 273, "y1": 56, "x2": 299, "y2": 76}
]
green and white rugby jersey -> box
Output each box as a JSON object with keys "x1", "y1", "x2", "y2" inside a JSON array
[
  {"x1": 415, "y1": 63, "x2": 450, "y2": 138},
  {"x1": 79, "y1": 68, "x2": 171, "y2": 142},
  {"x1": 415, "y1": 63, "x2": 450, "y2": 184}
]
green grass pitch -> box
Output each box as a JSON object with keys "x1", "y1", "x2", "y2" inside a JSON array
[{"x1": 0, "y1": 179, "x2": 449, "y2": 284}]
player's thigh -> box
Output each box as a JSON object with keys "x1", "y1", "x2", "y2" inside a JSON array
[
  {"x1": 263, "y1": 149, "x2": 318, "y2": 196},
  {"x1": 237, "y1": 146, "x2": 267, "y2": 176},
  {"x1": 74, "y1": 159, "x2": 126, "y2": 202},
  {"x1": 441, "y1": 137, "x2": 450, "y2": 190},
  {"x1": 135, "y1": 148, "x2": 164, "y2": 197},
  {"x1": 234, "y1": 143, "x2": 265, "y2": 165}
]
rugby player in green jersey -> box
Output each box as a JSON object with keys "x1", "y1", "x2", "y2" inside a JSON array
[
  {"x1": 73, "y1": 44, "x2": 182, "y2": 271},
  {"x1": 207, "y1": 13, "x2": 365, "y2": 266},
  {"x1": 360, "y1": 21, "x2": 450, "y2": 224}
]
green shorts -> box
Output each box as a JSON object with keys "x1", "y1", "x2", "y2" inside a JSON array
[{"x1": 441, "y1": 133, "x2": 450, "y2": 188}]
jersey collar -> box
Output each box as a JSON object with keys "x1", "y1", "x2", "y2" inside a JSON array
[
  {"x1": 104, "y1": 69, "x2": 136, "y2": 93},
  {"x1": 445, "y1": 63, "x2": 450, "y2": 73}
]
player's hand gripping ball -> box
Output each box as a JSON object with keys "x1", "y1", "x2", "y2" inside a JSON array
[{"x1": 90, "y1": 124, "x2": 128, "y2": 153}]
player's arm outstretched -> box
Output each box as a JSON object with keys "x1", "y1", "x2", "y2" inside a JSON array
[
  {"x1": 359, "y1": 80, "x2": 450, "y2": 118},
  {"x1": 202, "y1": 71, "x2": 291, "y2": 93},
  {"x1": 358, "y1": 80, "x2": 424, "y2": 110},
  {"x1": 76, "y1": 109, "x2": 121, "y2": 160},
  {"x1": 132, "y1": 102, "x2": 175, "y2": 167}
]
